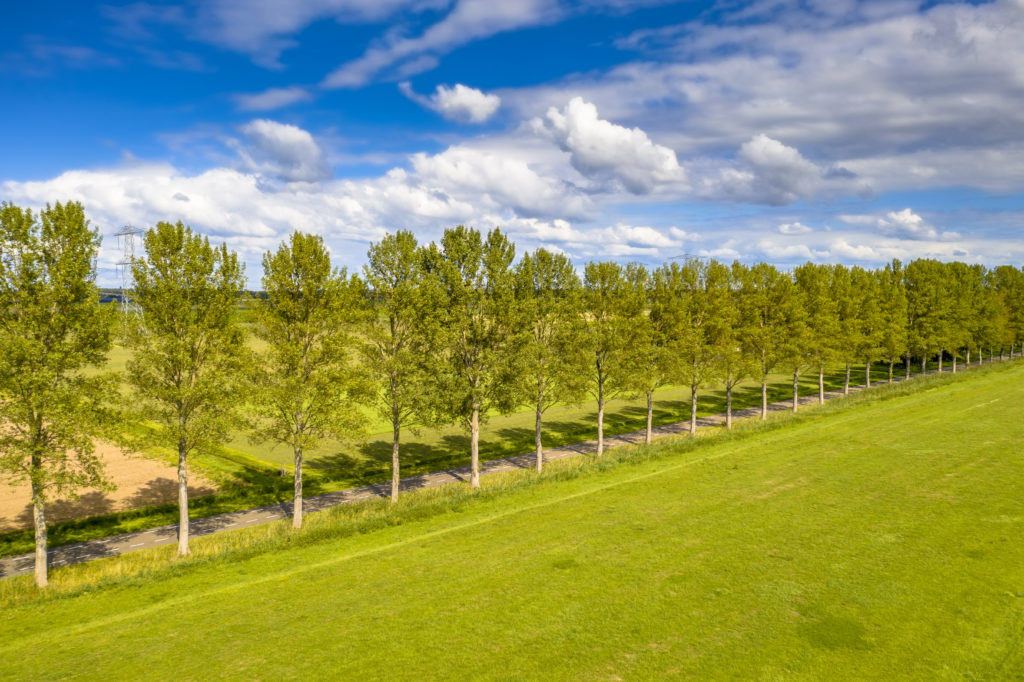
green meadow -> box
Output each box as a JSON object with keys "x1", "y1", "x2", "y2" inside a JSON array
[
  {"x1": 1, "y1": 360, "x2": 1021, "y2": 679},
  {"x1": 0, "y1": 348, "x2": 920, "y2": 557}
]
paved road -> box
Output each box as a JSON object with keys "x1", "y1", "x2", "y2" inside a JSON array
[{"x1": 0, "y1": 363, "x2": 997, "y2": 579}]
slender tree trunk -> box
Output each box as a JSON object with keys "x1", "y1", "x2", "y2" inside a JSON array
[
  {"x1": 177, "y1": 440, "x2": 189, "y2": 555},
  {"x1": 938, "y1": 349, "x2": 943, "y2": 373},
  {"x1": 726, "y1": 383, "x2": 733, "y2": 429},
  {"x1": 535, "y1": 402, "x2": 544, "y2": 472},
  {"x1": 31, "y1": 476, "x2": 47, "y2": 588},
  {"x1": 818, "y1": 366, "x2": 825, "y2": 404},
  {"x1": 921, "y1": 356, "x2": 926, "y2": 374},
  {"x1": 967, "y1": 348, "x2": 972, "y2": 366},
  {"x1": 952, "y1": 352, "x2": 957, "y2": 374},
  {"x1": 470, "y1": 403, "x2": 480, "y2": 487},
  {"x1": 792, "y1": 368, "x2": 799, "y2": 413},
  {"x1": 596, "y1": 384, "x2": 605, "y2": 456},
  {"x1": 844, "y1": 362, "x2": 851, "y2": 395},
  {"x1": 905, "y1": 354, "x2": 911, "y2": 379},
  {"x1": 888, "y1": 361, "x2": 894, "y2": 383},
  {"x1": 391, "y1": 421, "x2": 400, "y2": 503},
  {"x1": 645, "y1": 391, "x2": 653, "y2": 444},
  {"x1": 865, "y1": 360, "x2": 871, "y2": 387},
  {"x1": 761, "y1": 377, "x2": 768, "y2": 420},
  {"x1": 690, "y1": 382, "x2": 698, "y2": 436},
  {"x1": 293, "y1": 447, "x2": 303, "y2": 529}
]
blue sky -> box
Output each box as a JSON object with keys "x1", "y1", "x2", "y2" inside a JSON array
[{"x1": 2, "y1": 0, "x2": 1023, "y2": 285}]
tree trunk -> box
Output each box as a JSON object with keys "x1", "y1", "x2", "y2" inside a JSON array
[
  {"x1": 818, "y1": 366, "x2": 825, "y2": 404},
  {"x1": 31, "y1": 479, "x2": 47, "y2": 589},
  {"x1": 905, "y1": 354, "x2": 911, "y2": 379},
  {"x1": 535, "y1": 402, "x2": 544, "y2": 472},
  {"x1": 689, "y1": 382, "x2": 698, "y2": 436},
  {"x1": 177, "y1": 441, "x2": 189, "y2": 555},
  {"x1": 596, "y1": 387, "x2": 605, "y2": 456},
  {"x1": 293, "y1": 447, "x2": 303, "y2": 529},
  {"x1": 967, "y1": 348, "x2": 972, "y2": 366},
  {"x1": 760, "y1": 377, "x2": 768, "y2": 420},
  {"x1": 938, "y1": 349, "x2": 943, "y2": 373},
  {"x1": 865, "y1": 360, "x2": 871, "y2": 387},
  {"x1": 844, "y1": 362, "x2": 850, "y2": 395},
  {"x1": 888, "y1": 361, "x2": 894, "y2": 383},
  {"x1": 952, "y1": 352, "x2": 957, "y2": 374},
  {"x1": 726, "y1": 383, "x2": 733, "y2": 429},
  {"x1": 920, "y1": 356, "x2": 926, "y2": 374},
  {"x1": 645, "y1": 391, "x2": 653, "y2": 444},
  {"x1": 391, "y1": 421, "x2": 401, "y2": 503},
  {"x1": 792, "y1": 368, "x2": 799, "y2": 413},
  {"x1": 470, "y1": 403, "x2": 480, "y2": 487}
]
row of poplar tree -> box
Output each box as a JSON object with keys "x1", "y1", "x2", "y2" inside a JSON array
[{"x1": 3, "y1": 201, "x2": 1024, "y2": 588}]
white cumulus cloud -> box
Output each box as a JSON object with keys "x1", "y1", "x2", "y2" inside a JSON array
[
  {"x1": 399, "y1": 82, "x2": 501, "y2": 122},
  {"x1": 533, "y1": 97, "x2": 683, "y2": 194},
  {"x1": 236, "y1": 119, "x2": 331, "y2": 182}
]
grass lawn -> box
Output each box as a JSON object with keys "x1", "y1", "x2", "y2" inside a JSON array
[
  {"x1": 0, "y1": 361, "x2": 1021, "y2": 678},
  {"x1": 0, "y1": 355, "x2": 918, "y2": 557}
]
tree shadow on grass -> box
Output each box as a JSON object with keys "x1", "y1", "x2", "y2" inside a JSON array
[{"x1": 128, "y1": 477, "x2": 216, "y2": 508}]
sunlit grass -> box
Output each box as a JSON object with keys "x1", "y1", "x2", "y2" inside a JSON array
[{"x1": 1, "y1": 360, "x2": 1022, "y2": 678}]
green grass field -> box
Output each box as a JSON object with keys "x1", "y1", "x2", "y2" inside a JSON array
[
  {"x1": 1, "y1": 360, "x2": 1021, "y2": 679},
  {"x1": 2, "y1": 346, "x2": 909, "y2": 557}
]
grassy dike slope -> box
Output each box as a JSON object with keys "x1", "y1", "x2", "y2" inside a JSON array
[{"x1": 2, "y1": 364, "x2": 1024, "y2": 679}]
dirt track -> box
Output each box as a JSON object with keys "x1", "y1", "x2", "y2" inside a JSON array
[{"x1": 0, "y1": 442, "x2": 217, "y2": 532}]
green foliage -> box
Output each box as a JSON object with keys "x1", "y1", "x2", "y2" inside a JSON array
[
  {"x1": 125, "y1": 222, "x2": 248, "y2": 458},
  {"x1": 876, "y1": 260, "x2": 909, "y2": 367},
  {"x1": 0, "y1": 201, "x2": 116, "y2": 497},
  {"x1": 735, "y1": 262, "x2": 798, "y2": 385},
  {"x1": 514, "y1": 248, "x2": 588, "y2": 409},
  {"x1": 425, "y1": 226, "x2": 522, "y2": 424},
  {"x1": 361, "y1": 230, "x2": 438, "y2": 497},
  {"x1": 794, "y1": 262, "x2": 841, "y2": 371},
  {"x1": 582, "y1": 261, "x2": 645, "y2": 401},
  {"x1": 252, "y1": 232, "x2": 366, "y2": 522},
  {"x1": 253, "y1": 232, "x2": 365, "y2": 452}
]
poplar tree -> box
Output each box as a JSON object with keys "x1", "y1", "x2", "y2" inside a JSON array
[
  {"x1": 625, "y1": 265, "x2": 673, "y2": 442},
  {"x1": 715, "y1": 262, "x2": 752, "y2": 428},
  {"x1": 992, "y1": 265, "x2": 1024, "y2": 358},
  {"x1": 126, "y1": 222, "x2": 247, "y2": 555},
  {"x1": 362, "y1": 231, "x2": 436, "y2": 501},
  {"x1": 514, "y1": 248, "x2": 587, "y2": 469},
  {"x1": 735, "y1": 262, "x2": 795, "y2": 419},
  {"x1": 850, "y1": 266, "x2": 884, "y2": 387},
  {"x1": 582, "y1": 261, "x2": 644, "y2": 455},
  {"x1": 876, "y1": 261, "x2": 909, "y2": 382},
  {"x1": 794, "y1": 263, "x2": 840, "y2": 404},
  {"x1": 780, "y1": 269, "x2": 810, "y2": 412},
  {"x1": 426, "y1": 226, "x2": 520, "y2": 487},
  {"x1": 943, "y1": 262, "x2": 975, "y2": 373},
  {"x1": 0, "y1": 201, "x2": 114, "y2": 588},
  {"x1": 253, "y1": 232, "x2": 365, "y2": 527},
  {"x1": 831, "y1": 264, "x2": 860, "y2": 393},
  {"x1": 677, "y1": 259, "x2": 732, "y2": 430},
  {"x1": 905, "y1": 259, "x2": 945, "y2": 374}
]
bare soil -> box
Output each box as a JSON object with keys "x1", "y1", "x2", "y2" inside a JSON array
[{"x1": 0, "y1": 442, "x2": 217, "y2": 532}]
